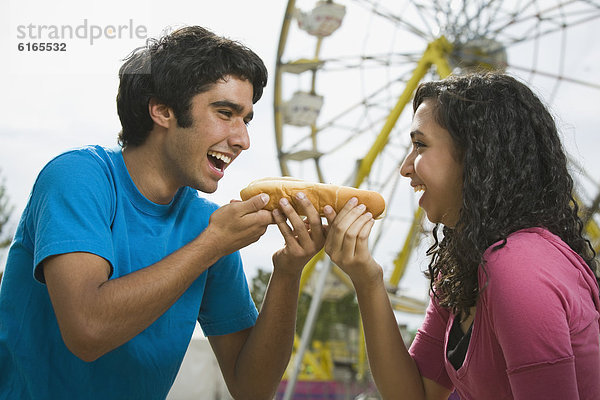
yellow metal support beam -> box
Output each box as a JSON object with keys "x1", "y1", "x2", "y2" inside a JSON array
[
  {"x1": 389, "y1": 207, "x2": 424, "y2": 287},
  {"x1": 353, "y1": 36, "x2": 453, "y2": 189},
  {"x1": 298, "y1": 249, "x2": 325, "y2": 297},
  {"x1": 386, "y1": 38, "x2": 453, "y2": 287},
  {"x1": 274, "y1": 0, "x2": 298, "y2": 177}
]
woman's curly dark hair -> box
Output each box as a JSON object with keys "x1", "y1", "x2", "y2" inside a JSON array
[
  {"x1": 116, "y1": 26, "x2": 268, "y2": 148},
  {"x1": 413, "y1": 72, "x2": 597, "y2": 317}
]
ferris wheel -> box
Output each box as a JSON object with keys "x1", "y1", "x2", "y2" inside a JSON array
[
  {"x1": 274, "y1": 0, "x2": 600, "y2": 392},
  {"x1": 274, "y1": 0, "x2": 600, "y2": 297}
]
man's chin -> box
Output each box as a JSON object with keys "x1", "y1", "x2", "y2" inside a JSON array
[{"x1": 194, "y1": 180, "x2": 219, "y2": 194}]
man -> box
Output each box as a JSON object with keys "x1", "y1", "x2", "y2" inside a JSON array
[{"x1": 0, "y1": 26, "x2": 326, "y2": 399}]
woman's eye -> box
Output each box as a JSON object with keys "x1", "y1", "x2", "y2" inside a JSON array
[{"x1": 413, "y1": 141, "x2": 425, "y2": 151}]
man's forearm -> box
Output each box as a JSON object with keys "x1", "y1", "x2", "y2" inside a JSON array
[
  {"x1": 228, "y1": 269, "x2": 302, "y2": 399},
  {"x1": 45, "y1": 233, "x2": 224, "y2": 362}
]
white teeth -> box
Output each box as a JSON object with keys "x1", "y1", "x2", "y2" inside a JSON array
[
  {"x1": 413, "y1": 184, "x2": 426, "y2": 192},
  {"x1": 207, "y1": 151, "x2": 231, "y2": 164}
]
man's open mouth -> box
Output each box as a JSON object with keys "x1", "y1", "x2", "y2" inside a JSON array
[{"x1": 207, "y1": 150, "x2": 231, "y2": 171}]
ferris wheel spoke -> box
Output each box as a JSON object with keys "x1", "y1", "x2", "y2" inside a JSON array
[
  {"x1": 410, "y1": 2, "x2": 441, "y2": 40},
  {"x1": 315, "y1": 53, "x2": 422, "y2": 71},
  {"x1": 352, "y1": 0, "x2": 434, "y2": 39},
  {"x1": 310, "y1": 74, "x2": 411, "y2": 133},
  {"x1": 507, "y1": 63, "x2": 600, "y2": 90},
  {"x1": 489, "y1": 2, "x2": 600, "y2": 42},
  {"x1": 474, "y1": 0, "x2": 503, "y2": 36}
]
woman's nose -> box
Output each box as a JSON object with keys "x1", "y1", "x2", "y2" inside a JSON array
[{"x1": 399, "y1": 151, "x2": 415, "y2": 177}]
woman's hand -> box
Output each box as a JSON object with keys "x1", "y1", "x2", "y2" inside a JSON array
[{"x1": 323, "y1": 198, "x2": 382, "y2": 286}]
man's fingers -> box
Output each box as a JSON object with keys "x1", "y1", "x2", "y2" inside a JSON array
[
  {"x1": 278, "y1": 197, "x2": 311, "y2": 243},
  {"x1": 241, "y1": 193, "x2": 270, "y2": 213},
  {"x1": 293, "y1": 192, "x2": 325, "y2": 241},
  {"x1": 273, "y1": 208, "x2": 294, "y2": 238},
  {"x1": 230, "y1": 193, "x2": 274, "y2": 225}
]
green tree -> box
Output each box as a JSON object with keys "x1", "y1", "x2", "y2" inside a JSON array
[
  {"x1": 296, "y1": 291, "x2": 359, "y2": 342},
  {"x1": 250, "y1": 267, "x2": 272, "y2": 309},
  {"x1": 250, "y1": 267, "x2": 360, "y2": 342}
]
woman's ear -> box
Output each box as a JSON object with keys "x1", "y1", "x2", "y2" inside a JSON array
[{"x1": 148, "y1": 98, "x2": 174, "y2": 128}]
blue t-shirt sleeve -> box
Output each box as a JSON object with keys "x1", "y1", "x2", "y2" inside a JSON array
[
  {"x1": 29, "y1": 150, "x2": 115, "y2": 283},
  {"x1": 198, "y1": 250, "x2": 258, "y2": 336}
]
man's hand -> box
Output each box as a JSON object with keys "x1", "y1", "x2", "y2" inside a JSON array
[
  {"x1": 271, "y1": 192, "x2": 326, "y2": 274},
  {"x1": 203, "y1": 193, "x2": 274, "y2": 259}
]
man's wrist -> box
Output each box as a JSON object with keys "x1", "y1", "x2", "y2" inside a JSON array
[
  {"x1": 188, "y1": 230, "x2": 226, "y2": 268},
  {"x1": 270, "y1": 264, "x2": 303, "y2": 285}
]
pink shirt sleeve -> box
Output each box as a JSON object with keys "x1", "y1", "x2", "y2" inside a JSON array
[{"x1": 409, "y1": 294, "x2": 454, "y2": 390}]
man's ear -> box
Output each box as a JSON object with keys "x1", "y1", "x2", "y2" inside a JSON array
[{"x1": 148, "y1": 98, "x2": 174, "y2": 128}]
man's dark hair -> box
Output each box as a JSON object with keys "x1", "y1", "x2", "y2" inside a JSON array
[
  {"x1": 414, "y1": 72, "x2": 597, "y2": 316},
  {"x1": 116, "y1": 26, "x2": 268, "y2": 147}
]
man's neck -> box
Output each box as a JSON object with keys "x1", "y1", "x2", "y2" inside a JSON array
[{"x1": 122, "y1": 143, "x2": 178, "y2": 205}]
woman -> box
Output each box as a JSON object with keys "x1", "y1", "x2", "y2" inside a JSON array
[{"x1": 323, "y1": 72, "x2": 600, "y2": 399}]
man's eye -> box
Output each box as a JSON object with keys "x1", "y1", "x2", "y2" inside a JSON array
[{"x1": 219, "y1": 110, "x2": 232, "y2": 118}]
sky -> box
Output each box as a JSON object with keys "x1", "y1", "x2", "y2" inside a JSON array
[
  {"x1": 0, "y1": 0, "x2": 289, "y2": 270},
  {"x1": 1, "y1": 0, "x2": 599, "y2": 329}
]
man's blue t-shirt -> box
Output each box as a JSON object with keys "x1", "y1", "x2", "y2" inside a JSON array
[{"x1": 0, "y1": 146, "x2": 258, "y2": 399}]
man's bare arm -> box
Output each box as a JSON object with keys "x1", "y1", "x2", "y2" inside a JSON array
[{"x1": 44, "y1": 194, "x2": 273, "y2": 362}]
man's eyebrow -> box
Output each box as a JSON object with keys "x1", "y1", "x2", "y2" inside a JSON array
[
  {"x1": 210, "y1": 100, "x2": 242, "y2": 112},
  {"x1": 210, "y1": 100, "x2": 253, "y2": 119},
  {"x1": 210, "y1": 100, "x2": 251, "y2": 114}
]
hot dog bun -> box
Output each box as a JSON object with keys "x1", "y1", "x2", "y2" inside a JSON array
[{"x1": 240, "y1": 177, "x2": 386, "y2": 219}]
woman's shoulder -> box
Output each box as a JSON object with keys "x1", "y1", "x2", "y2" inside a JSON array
[
  {"x1": 479, "y1": 227, "x2": 577, "y2": 285},
  {"x1": 484, "y1": 227, "x2": 567, "y2": 264},
  {"x1": 480, "y1": 227, "x2": 594, "y2": 295}
]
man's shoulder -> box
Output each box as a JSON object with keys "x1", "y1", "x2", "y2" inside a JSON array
[
  {"x1": 38, "y1": 145, "x2": 119, "y2": 182},
  {"x1": 47, "y1": 145, "x2": 116, "y2": 167},
  {"x1": 30, "y1": 145, "x2": 119, "y2": 205}
]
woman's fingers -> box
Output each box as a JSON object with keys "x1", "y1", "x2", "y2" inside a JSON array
[
  {"x1": 325, "y1": 199, "x2": 373, "y2": 260},
  {"x1": 355, "y1": 215, "x2": 375, "y2": 257}
]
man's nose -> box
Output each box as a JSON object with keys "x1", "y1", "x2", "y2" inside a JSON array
[{"x1": 230, "y1": 120, "x2": 250, "y2": 151}]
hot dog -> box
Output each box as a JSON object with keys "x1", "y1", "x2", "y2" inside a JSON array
[{"x1": 240, "y1": 177, "x2": 386, "y2": 219}]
